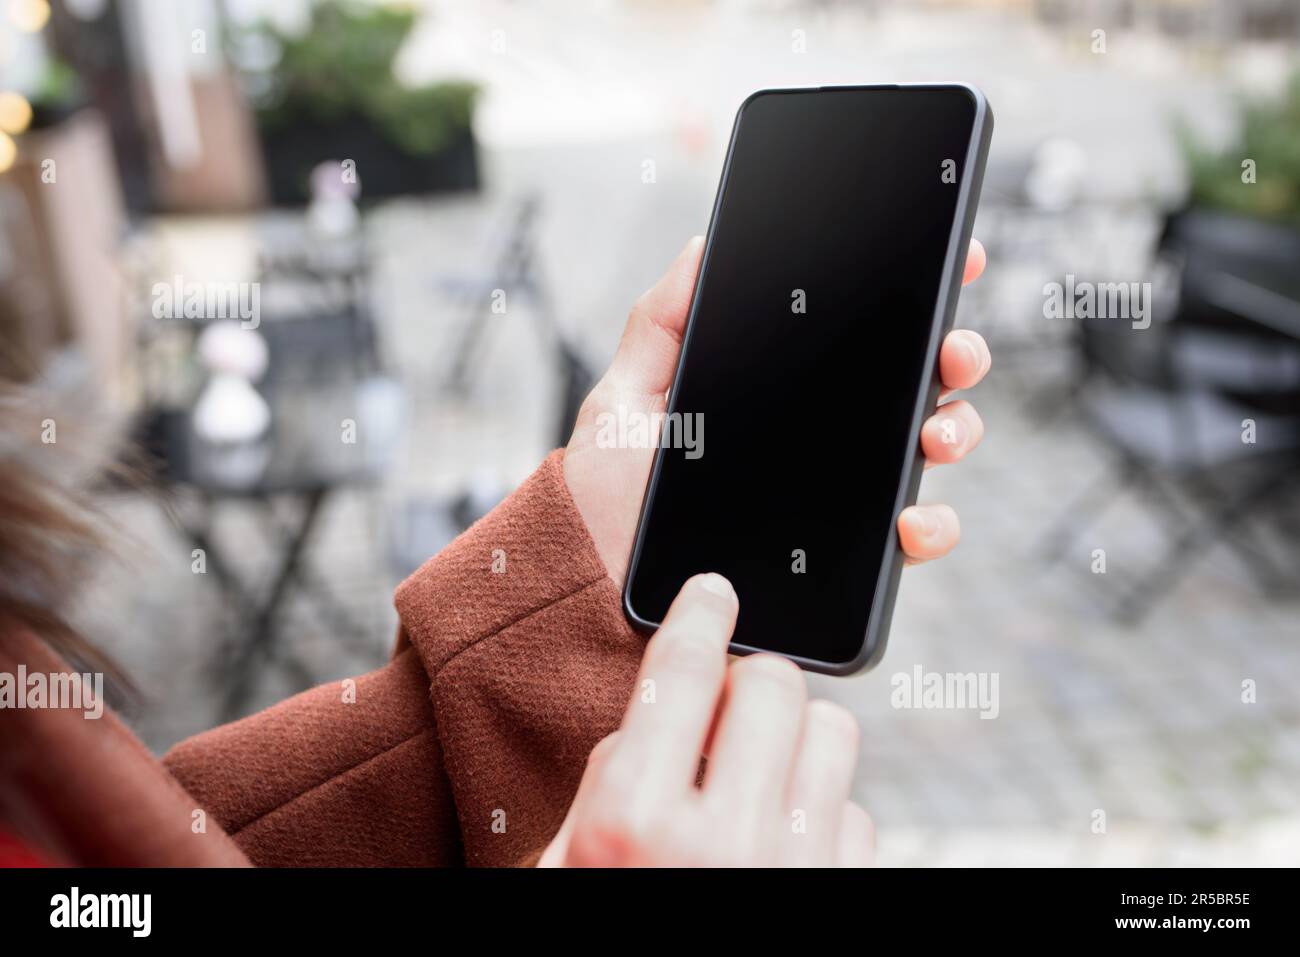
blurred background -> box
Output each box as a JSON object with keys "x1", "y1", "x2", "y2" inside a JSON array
[{"x1": 2, "y1": 0, "x2": 1298, "y2": 866}]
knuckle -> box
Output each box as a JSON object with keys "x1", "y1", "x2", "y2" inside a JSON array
[
  {"x1": 575, "y1": 379, "x2": 615, "y2": 426},
  {"x1": 568, "y1": 784, "x2": 664, "y2": 867},
  {"x1": 734, "y1": 654, "x2": 805, "y2": 702},
  {"x1": 806, "y1": 699, "x2": 860, "y2": 753},
  {"x1": 585, "y1": 732, "x2": 620, "y2": 768},
  {"x1": 567, "y1": 817, "x2": 641, "y2": 867},
  {"x1": 591, "y1": 750, "x2": 641, "y2": 805},
  {"x1": 629, "y1": 291, "x2": 653, "y2": 325},
  {"x1": 647, "y1": 625, "x2": 723, "y2": 678},
  {"x1": 582, "y1": 378, "x2": 617, "y2": 413},
  {"x1": 850, "y1": 801, "x2": 877, "y2": 848}
]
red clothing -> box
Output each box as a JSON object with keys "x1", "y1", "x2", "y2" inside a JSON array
[{"x1": 0, "y1": 827, "x2": 48, "y2": 867}]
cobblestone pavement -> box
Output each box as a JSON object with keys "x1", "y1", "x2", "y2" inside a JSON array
[{"x1": 82, "y1": 3, "x2": 1298, "y2": 865}]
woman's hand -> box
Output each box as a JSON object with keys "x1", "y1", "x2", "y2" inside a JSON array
[
  {"x1": 563, "y1": 237, "x2": 991, "y2": 584},
  {"x1": 540, "y1": 573, "x2": 871, "y2": 867}
]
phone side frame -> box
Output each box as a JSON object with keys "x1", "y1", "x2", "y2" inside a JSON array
[{"x1": 622, "y1": 83, "x2": 995, "y2": 676}]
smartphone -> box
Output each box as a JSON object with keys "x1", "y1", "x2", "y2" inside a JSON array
[{"x1": 623, "y1": 84, "x2": 993, "y2": 675}]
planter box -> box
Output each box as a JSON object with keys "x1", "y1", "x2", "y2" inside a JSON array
[{"x1": 259, "y1": 116, "x2": 479, "y2": 205}]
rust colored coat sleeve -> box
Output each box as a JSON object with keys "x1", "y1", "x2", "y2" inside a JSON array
[{"x1": 163, "y1": 450, "x2": 644, "y2": 866}]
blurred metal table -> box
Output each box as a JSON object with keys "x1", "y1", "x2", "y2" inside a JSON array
[{"x1": 140, "y1": 316, "x2": 401, "y2": 719}]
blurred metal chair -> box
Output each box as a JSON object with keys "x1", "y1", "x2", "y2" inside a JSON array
[
  {"x1": 441, "y1": 195, "x2": 553, "y2": 394},
  {"x1": 1039, "y1": 211, "x2": 1300, "y2": 621},
  {"x1": 384, "y1": 194, "x2": 598, "y2": 577},
  {"x1": 429, "y1": 193, "x2": 597, "y2": 446}
]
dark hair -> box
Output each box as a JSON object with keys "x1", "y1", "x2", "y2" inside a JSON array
[{"x1": 0, "y1": 385, "x2": 135, "y2": 700}]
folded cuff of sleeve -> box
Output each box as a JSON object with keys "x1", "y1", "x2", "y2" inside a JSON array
[
  {"x1": 395, "y1": 448, "x2": 630, "y2": 678},
  {"x1": 394, "y1": 448, "x2": 645, "y2": 865}
]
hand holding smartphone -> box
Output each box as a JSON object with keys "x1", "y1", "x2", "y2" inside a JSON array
[{"x1": 624, "y1": 84, "x2": 994, "y2": 674}]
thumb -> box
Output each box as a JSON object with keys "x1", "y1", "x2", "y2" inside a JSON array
[{"x1": 607, "y1": 236, "x2": 704, "y2": 397}]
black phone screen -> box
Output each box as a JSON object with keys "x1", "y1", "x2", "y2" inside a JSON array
[{"x1": 626, "y1": 86, "x2": 979, "y2": 667}]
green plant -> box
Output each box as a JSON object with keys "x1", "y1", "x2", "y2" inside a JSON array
[
  {"x1": 21, "y1": 58, "x2": 86, "y2": 131},
  {"x1": 34, "y1": 59, "x2": 82, "y2": 109},
  {"x1": 240, "y1": 0, "x2": 477, "y2": 157},
  {"x1": 1179, "y1": 72, "x2": 1300, "y2": 225}
]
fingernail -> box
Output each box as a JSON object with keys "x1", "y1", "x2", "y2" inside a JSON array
[
  {"x1": 906, "y1": 509, "x2": 938, "y2": 538},
  {"x1": 695, "y1": 573, "x2": 735, "y2": 601},
  {"x1": 938, "y1": 415, "x2": 967, "y2": 447},
  {"x1": 960, "y1": 334, "x2": 982, "y2": 372}
]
